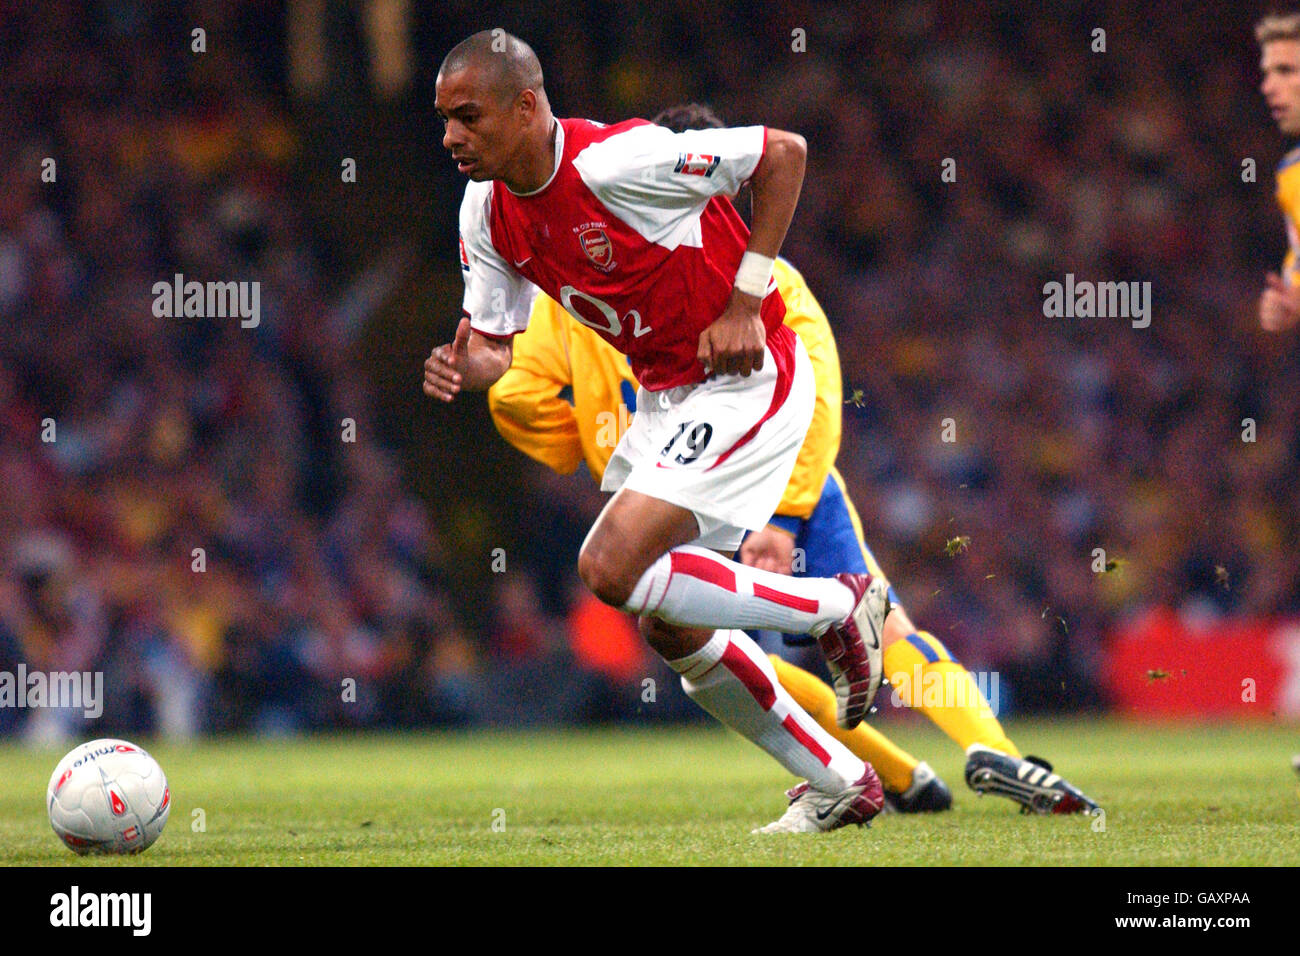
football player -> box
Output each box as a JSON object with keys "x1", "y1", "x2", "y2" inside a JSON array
[
  {"x1": 425, "y1": 30, "x2": 886, "y2": 832},
  {"x1": 488, "y1": 102, "x2": 1100, "y2": 817},
  {"x1": 1258, "y1": 11, "x2": 1300, "y2": 331}
]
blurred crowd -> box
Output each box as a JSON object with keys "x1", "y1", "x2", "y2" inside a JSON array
[
  {"x1": 0, "y1": 0, "x2": 679, "y2": 743},
  {"x1": 1, "y1": 1, "x2": 1297, "y2": 740}
]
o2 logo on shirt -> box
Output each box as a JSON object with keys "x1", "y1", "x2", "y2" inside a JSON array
[
  {"x1": 673, "y1": 153, "x2": 721, "y2": 178},
  {"x1": 559, "y1": 285, "x2": 652, "y2": 339}
]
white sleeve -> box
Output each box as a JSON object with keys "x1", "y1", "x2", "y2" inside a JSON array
[
  {"x1": 573, "y1": 124, "x2": 767, "y2": 244},
  {"x1": 458, "y1": 180, "x2": 533, "y2": 338}
]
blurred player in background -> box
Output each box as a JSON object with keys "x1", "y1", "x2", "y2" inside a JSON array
[
  {"x1": 1255, "y1": 9, "x2": 1300, "y2": 789},
  {"x1": 424, "y1": 31, "x2": 890, "y2": 832},
  {"x1": 490, "y1": 101, "x2": 1100, "y2": 816},
  {"x1": 1258, "y1": 11, "x2": 1300, "y2": 331}
]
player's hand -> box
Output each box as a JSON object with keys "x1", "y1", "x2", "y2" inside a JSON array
[
  {"x1": 739, "y1": 525, "x2": 797, "y2": 575},
  {"x1": 698, "y1": 288, "x2": 766, "y2": 377},
  {"x1": 423, "y1": 318, "x2": 472, "y2": 401},
  {"x1": 1259, "y1": 272, "x2": 1300, "y2": 332}
]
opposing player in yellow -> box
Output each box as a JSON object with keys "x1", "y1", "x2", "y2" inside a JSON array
[
  {"x1": 487, "y1": 103, "x2": 1099, "y2": 815},
  {"x1": 1258, "y1": 11, "x2": 1300, "y2": 331}
]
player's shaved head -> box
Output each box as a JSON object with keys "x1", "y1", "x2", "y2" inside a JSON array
[
  {"x1": 436, "y1": 31, "x2": 557, "y2": 191},
  {"x1": 439, "y1": 29, "x2": 545, "y2": 106}
]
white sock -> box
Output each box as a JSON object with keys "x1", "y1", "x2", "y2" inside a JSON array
[
  {"x1": 669, "y1": 629, "x2": 865, "y2": 792},
  {"x1": 624, "y1": 545, "x2": 856, "y2": 634}
]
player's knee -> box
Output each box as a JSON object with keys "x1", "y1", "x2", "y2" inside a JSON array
[
  {"x1": 638, "y1": 615, "x2": 699, "y2": 661},
  {"x1": 577, "y1": 543, "x2": 636, "y2": 607},
  {"x1": 638, "y1": 614, "x2": 670, "y2": 649}
]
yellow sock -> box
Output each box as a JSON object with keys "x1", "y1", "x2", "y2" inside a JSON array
[
  {"x1": 882, "y1": 631, "x2": 1020, "y2": 757},
  {"x1": 769, "y1": 654, "x2": 919, "y2": 793}
]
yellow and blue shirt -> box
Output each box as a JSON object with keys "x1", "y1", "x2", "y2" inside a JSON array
[{"x1": 1276, "y1": 145, "x2": 1300, "y2": 286}]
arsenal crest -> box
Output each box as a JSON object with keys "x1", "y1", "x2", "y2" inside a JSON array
[{"x1": 579, "y1": 227, "x2": 615, "y2": 271}]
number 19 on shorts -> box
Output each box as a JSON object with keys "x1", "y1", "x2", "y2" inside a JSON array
[{"x1": 660, "y1": 421, "x2": 714, "y2": 465}]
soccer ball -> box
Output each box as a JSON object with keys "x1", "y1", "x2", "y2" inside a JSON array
[{"x1": 47, "y1": 738, "x2": 171, "y2": 855}]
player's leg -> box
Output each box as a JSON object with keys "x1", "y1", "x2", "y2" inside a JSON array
[
  {"x1": 581, "y1": 333, "x2": 887, "y2": 731},
  {"x1": 578, "y1": 487, "x2": 866, "y2": 641},
  {"x1": 576, "y1": 484, "x2": 879, "y2": 807},
  {"x1": 879, "y1": 605, "x2": 1019, "y2": 756},
  {"x1": 576, "y1": 337, "x2": 885, "y2": 829},
  {"x1": 639, "y1": 616, "x2": 873, "y2": 800},
  {"x1": 754, "y1": 473, "x2": 951, "y2": 809},
  {"x1": 829, "y1": 471, "x2": 1100, "y2": 813},
  {"x1": 818, "y1": 468, "x2": 1018, "y2": 753},
  {"x1": 768, "y1": 654, "x2": 951, "y2": 812},
  {"x1": 875, "y1": 604, "x2": 1098, "y2": 811}
]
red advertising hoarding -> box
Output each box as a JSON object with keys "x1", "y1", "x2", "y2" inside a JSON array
[{"x1": 1105, "y1": 607, "x2": 1300, "y2": 719}]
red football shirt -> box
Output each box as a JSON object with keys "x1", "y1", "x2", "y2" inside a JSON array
[{"x1": 458, "y1": 117, "x2": 787, "y2": 390}]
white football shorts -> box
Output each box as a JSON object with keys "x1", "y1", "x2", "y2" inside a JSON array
[{"x1": 600, "y1": 326, "x2": 815, "y2": 552}]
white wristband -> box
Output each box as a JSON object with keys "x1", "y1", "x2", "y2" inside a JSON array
[{"x1": 734, "y1": 251, "x2": 774, "y2": 298}]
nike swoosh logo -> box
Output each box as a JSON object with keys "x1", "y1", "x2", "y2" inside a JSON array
[
  {"x1": 815, "y1": 794, "x2": 852, "y2": 821},
  {"x1": 513, "y1": 257, "x2": 532, "y2": 268}
]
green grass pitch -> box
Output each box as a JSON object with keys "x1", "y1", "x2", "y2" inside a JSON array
[{"x1": 3, "y1": 719, "x2": 1297, "y2": 865}]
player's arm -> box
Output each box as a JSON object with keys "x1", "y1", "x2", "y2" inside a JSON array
[
  {"x1": 424, "y1": 182, "x2": 532, "y2": 401},
  {"x1": 423, "y1": 318, "x2": 514, "y2": 400},
  {"x1": 699, "y1": 129, "x2": 807, "y2": 377},
  {"x1": 744, "y1": 131, "x2": 808, "y2": 263},
  {"x1": 487, "y1": 298, "x2": 585, "y2": 474}
]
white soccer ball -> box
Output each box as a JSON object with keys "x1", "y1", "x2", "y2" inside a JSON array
[{"x1": 47, "y1": 738, "x2": 171, "y2": 855}]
